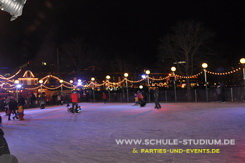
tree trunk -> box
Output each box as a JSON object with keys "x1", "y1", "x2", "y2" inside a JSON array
[{"x1": 185, "y1": 59, "x2": 192, "y2": 101}]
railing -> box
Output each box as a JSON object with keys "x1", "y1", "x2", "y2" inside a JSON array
[{"x1": 88, "y1": 87, "x2": 245, "y2": 102}]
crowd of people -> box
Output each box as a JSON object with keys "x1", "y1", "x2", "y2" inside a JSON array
[
  {"x1": 0, "y1": 94, "x2": 26, "y2": 121},
  {"x1": 0, "y1": 82, "x2": 226, "y2": 119}
]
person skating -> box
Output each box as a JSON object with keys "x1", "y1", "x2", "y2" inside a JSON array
[
  {"x1": 5, "y1": 94, "x2": 11, "y2": 116},
  {"x1": 133, "y1": 93, "x2": 139, "y2": 105},
  {"x1": 39, "y1": 93, "x2": 46, "y2": 109},
  {"x1": 137, "y1": 91, "x2": 146, "y2": 107},
  {"x1": 216, "y1": 82, "x2": 226, "y2": 103},
  {"x1": 17, "y1": 95, "x2": 25, "y2": 120},
  {"x1": 102, "y1": 92, "x2": 107, "y2": 104},
  {"x1": 153, "y1": 87, "x2": 161, "y2": 109},
  {"x1": 30, "y1": 93, "x2": 37, "y2": 108},
  {"x1": 0, "y1": 97, "x2": 7, "y2": 125},
  {"x1": 64, "y1": 93, "x2": 70, "y2": 107},
  {"x1": 71, "y1": 91, "x2": 79, "y2": 113},
  {"x1": 8, "y1": 98, "x2": 18, "y2": 121}
]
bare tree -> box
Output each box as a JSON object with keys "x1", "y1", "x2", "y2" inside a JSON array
[
  {"x1": 60, "y1": 37, "x2": 101, "y2": 74},
  {"x1": 110, "y1": 56, "x2": 139, "y2": 75},
  {"x1": 159, "y1": 20, "x2": 214, "y2": 100}
]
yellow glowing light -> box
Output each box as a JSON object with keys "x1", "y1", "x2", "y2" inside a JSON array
[
  {"x1": 240, "y1": 58, "x2": 245, "y2": 64},
  {"x1": 145, "y1": 70, "x2": 150, "y2": 75},
  {"x1": 171, "y1": 66, "x2": 176, "y2": 72},
  {"x1": 14, "y1": 80, "x2": 19, "y2": 84},
  {"x1": 124, "y1": 73, "x2": 129, "y2": 78},
  {"x1": 202, "y1": 63, "x2": 208, "y2": 69},
  {"x1": 106, "y1": 75, "x2": 111, "y2": 80}
]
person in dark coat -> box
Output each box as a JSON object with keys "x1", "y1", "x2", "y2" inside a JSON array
[
  {"x1": 18, "y1": 95, "x2": 25, "y2": 107},
  {"x1": 8, "y1": 98, "x2": 18, "y2": 121},
  {"x1": 153, "y1": 87, "x2": 161, "y2": 109},
  {"x1": 216, "y1": 82, "x2": 226, "y2": 103},
  {"x1": 30, "y1": 93, "x2": 37, "y2": 107},
  {"x1": 220, "y1": 82, "x2": 226, "y2": 102},
  {"x1": 0, "y1": 129, "x2": 18, "y2": 163},
  {"x1": 0, "y1": 129, "x2": 10, "y2": 155},
  {"x1": 102, "y1": 92, "x2": 107, "y2": 104}
]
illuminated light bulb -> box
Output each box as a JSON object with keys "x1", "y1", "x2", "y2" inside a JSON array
[{"x1": 0, "y1": 0, "x2": 27, "y2": 21}]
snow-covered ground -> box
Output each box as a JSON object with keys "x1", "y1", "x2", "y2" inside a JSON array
[{"x1": 1, "y1": 102, "x2": 245, "y2": 163}]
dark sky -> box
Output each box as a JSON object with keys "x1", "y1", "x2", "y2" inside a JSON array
[{"x1": 0, "y1": 0, "x2": 244, "y2": 69}]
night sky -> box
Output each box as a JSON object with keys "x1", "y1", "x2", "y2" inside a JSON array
[{"x1": 0, "y1": 0, "x2": 244, "y2": 70}]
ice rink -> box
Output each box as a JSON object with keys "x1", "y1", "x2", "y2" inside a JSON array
[{"x1": 1, "y1": 102, "x2": 245, "y2": 163}]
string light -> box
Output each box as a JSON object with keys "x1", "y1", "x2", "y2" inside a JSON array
[
  {"x1": 148, "y1": 76, "x2": 170, "y2": 81},
  {"x1": 175, "y1": 72, "x2": 203, "y2": 79},
  {"x1": 126, "y1": 78, "x2": 145, "y2": 83},
  {"x1": 0, "y1": 69, "x2": 22, "y2": 80},
  {"x1": 206, "y1": 68, "x2": 241, "y2": 75},
  {"x1": 0, "y1": 66, "x2": 243, "y2": 92}
]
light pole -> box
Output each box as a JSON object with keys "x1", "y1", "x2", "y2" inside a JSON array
[
  {"x1": 14, "y1": 80, "x2": 20, "y2": 100},
  {"x1": 124, "y1": 73, "x2": 129, "y2": 102},
  {"x1": 202, "y1": 63, "x2": 208, "y2": 102},
  {"x1": 69, "y1": 80, "x2": 73, "y2": 92},
  {"x1": 240, "y1": 58, "x2": 245, "y2": 100},
  {"x1": 91, "y1": 77, "x2": 95, "y2": 102},
  {"x1": 59, "y1": 79, "x2": 63, "y2": 93},
  {"x1": 145, "y1": 70, "x2": 151, "y2": 102},
  {"x1": 39, "y1": 80, "x2": 43, "y2": 96},
  {"x1": 106, "y1": 75, "x2": 111, "y2": 102},
  {"x1": 171, "y1": 66, "x2": 177, "y2": 102},
  {"x1": 240, "y1": 58, "x2": 245, "y2": 86}
]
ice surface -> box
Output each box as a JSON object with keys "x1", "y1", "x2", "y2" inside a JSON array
[{"x1": 1, "y1": 102, "x2": 245, "y2": 163}]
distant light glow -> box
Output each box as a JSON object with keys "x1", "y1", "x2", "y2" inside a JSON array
[
  {"x1": 141, "y1": 75, "x2": 146, "y2": 79},
  {"x1": 77, "y1": 82, "x2": 82, "y2": 86},
  {"x1": 16, "y1": 84, "x2": 22, "y2": 88}
]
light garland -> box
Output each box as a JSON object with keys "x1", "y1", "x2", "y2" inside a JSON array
[
  {"x1": 0, "y1": 66, "x2": 243, "y2": 92},
  {"x1": 24, "y1": 85, "x2": 41, "y2": 90},
  {"x1": 94, "y1": 82, "x2": 106, "y2": 87},
  {"x1": 126, "y1": 78, "x2": 145, "y2": 83},
  {"x1": 175, "y1": 72, "x2": 203, "y2": 79},
  {"x1": 62, "y1": 84, "x2": 74, "y2": 89},
  {"x1": 148, "y1": 76, "x2": 170, "y2": 81},
  {"x1": 0, "y1": 69, "x2": 22, "y2": 80},
  {"x1": 42, "y1": 85, "x2": 62, "y2": 90},
  {"x1": 206, "y1": 68, "x2": 241, "y2": 75}
]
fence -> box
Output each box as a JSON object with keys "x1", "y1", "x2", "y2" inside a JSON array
[{"x1": 89, "y1": 87, "x2": 245, "y2": 102}]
